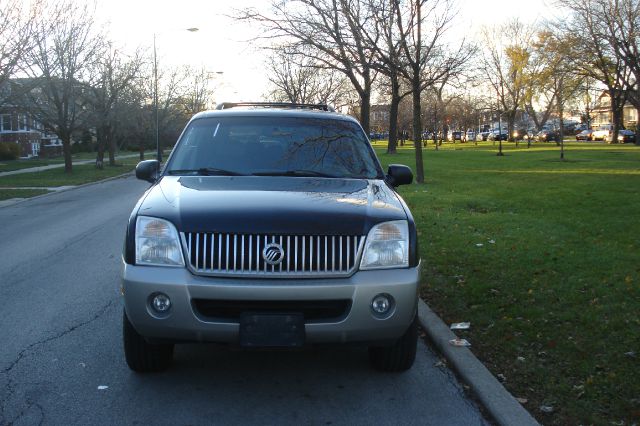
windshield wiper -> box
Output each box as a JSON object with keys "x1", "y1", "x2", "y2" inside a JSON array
[
  {"x1": 251, "y1": 169, "x2": 338, "y2": 178},
  {"x1": 167, "y1": 168, "x2": 246, "y2": 176}
]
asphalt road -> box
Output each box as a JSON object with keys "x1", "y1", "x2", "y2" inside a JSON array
[{"x1": 0, "y1": 176, "x2": 489, "y2": 426}]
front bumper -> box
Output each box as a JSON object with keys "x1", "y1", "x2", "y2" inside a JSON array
[{"x1": 122, "y1": 262, "x2": 420, "y2": 344}]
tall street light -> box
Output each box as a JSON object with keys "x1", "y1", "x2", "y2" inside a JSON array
[{"x1": 154, "y1": 27, "x2": 199, "y2": 163}]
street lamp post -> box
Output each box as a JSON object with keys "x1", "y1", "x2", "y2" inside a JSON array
[
  {"x1": 154, "y1": 27, "x2": 199, "y2": 163},
  {"x1": 497, "y1": 104, "x2": 504, "y2": 156}
]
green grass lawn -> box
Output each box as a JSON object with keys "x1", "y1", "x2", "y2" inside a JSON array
[
  {"x1": 0, "y1": 150, "x2": 159, "y2": 172},
  {"x1": 0, "y1": 188, "x2": 51, "y2": 201},
  {"x1": 0, "y1": 160, "x2": 137, "y2": 188},
  {"x1": 374, "y1": 140, "x2": 640, "y2": 425}
]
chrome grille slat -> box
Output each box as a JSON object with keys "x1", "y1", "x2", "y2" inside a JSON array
[
  {"x1": 182, "y1": 232, "x2": 366, "y2": 277},
  {"x1": 195, "y1": 233, "x2": 200, "y2": 270}
]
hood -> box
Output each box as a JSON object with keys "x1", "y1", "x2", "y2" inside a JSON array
[{"x1": 136, "y1": 176, "x2": 407, "y2": 235}]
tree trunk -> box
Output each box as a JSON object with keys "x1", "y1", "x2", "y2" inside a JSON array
[
  {"x1": 610, "y1": 90, "x2": 623, "y2": 144},
  {"x1": 387, "y1": 75, "x2": 400, "y2": 154},
  {"x1": 636, "y1": 107, "x2": 640, "y2": 145},
  {"x1": 558, "y1": 91, "x2": 565, "y2": 159},
  {"x1": 95, "y1": 127, "x2": 105, "y2": 169},
  {"x1": 360, "y1": 86, "x2": 371, "y2": 136},
  {"x1": 412, "y1": 82, "x2": 424, "y2": 184},
  {"x1": 433, "y1": 101, "x2": 439, "y2": 151},
  {"x1": 507, "y1": 112, "x2": 515, "y2": 143},
  {"x1": 62, "y1": 135, "x2": 72, "y2": 173}
]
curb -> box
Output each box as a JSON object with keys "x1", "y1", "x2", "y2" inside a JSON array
[
  {"x1": 417, "y1": 300, "x2": 540, "y2": 426},
  {"x1": 0, "y1": 171, "x2": 135, "y2": 208}
]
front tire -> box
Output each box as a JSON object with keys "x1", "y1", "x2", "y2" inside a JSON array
[
  {"x1": 123, "y1": 310, "x2": 174, "y2": 372},
  {"x1": 368, "y1": 315, "x2": 418, "y2": 372}
]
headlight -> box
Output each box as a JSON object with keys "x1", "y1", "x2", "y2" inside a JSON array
[
  {"x1": 360, "y1": 220, "x2": 409, "y2": 270},
  {"x1": 135, "y1": 216, "x2": 184, "y2": 267}
]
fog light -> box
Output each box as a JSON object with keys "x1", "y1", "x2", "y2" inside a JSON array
[
  {"x1": 371, "y1": 294, "x2": 391, "y2": 315},
  {"x1": 151, "y1": 293, "x2": 171, "y2": 312}
]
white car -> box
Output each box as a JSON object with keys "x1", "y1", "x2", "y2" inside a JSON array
[{"x1": 592, "y1": 124, "x2": 613, "y2": 141}]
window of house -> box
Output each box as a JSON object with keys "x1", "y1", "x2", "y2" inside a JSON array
[
  {"x1": 18, "y1": 114, "x2": 27, "y2": 131},
  {"x1": 0, "y1": 114, "x2": 10, "y2": 132}
]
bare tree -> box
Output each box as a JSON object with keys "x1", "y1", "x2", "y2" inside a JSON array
[
  {"x1": 0, "y1": 0, "x2": 39, "y2": 98},
  {"x1": 89, "y1": 45, "x2": 145, "y2": 168},
  {"x1": 238, "y1": 0, "x2": 380, "y2": 134},
  {"x1": 181, "y1": 66, "x2": 214, "y2": 115},
  {"x1": 598, "y1": 0, "x2": 640, "y2": 144},
  {"x1": 364, "y1": 0, "x2": 411, "y2": 154},
  {"x1": 21, "y1": 1, "x2": 102, "y2": 172},
  {"x1": 265, "y1": 47, "x2": 355, "y2": 109},
  {"x1": 392, "y1": 0, "x2": 471, "y2": 182}
]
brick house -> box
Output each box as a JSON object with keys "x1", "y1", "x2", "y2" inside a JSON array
[
  {"x1": 0, "y1": 80, "x2": 64, "y2": 158},
  {"x1": 0, "y1": 106, "x2": 63, "y2": 157}
]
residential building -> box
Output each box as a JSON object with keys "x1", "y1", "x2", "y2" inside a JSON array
[
  {"x1": 0, "y1": 80, "x2": 64, "y2": 158},
  {"x1": 0, "y1": 106, "x2": 63, "y2": 157},
  {"x1": 370, "y1": 104, "x2": 390, "y2": 133},
  {"x1": 591, "y1": 91, "x2": 638, "y2": 130}
]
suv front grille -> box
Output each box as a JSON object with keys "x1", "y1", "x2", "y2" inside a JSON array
[{"x1": 181, "y1": 232, "x2": 365, "y2": 277}]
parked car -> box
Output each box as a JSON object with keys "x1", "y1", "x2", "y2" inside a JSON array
[
  {"x1": 122, "y1": 102, "x2": 420, "y2": 373},
  {"x1": 592, "y1": 124, "x2": 614, "y2": 141},
  {"x1": 447, "y1": 131, "x2": 463, "y2": 141},
  {"x1": 465, "y1": 130, "x2": 476, "y2": 141},
  {"x1": 488, "y1": 129, "x2": 508, "y2": 141},
  {"x1": 536, "y1": 130, "x2": 558, "y2": 142},
  {"x1": 606, "y1": 129, "x2": 636, "y2": 143},
  {"x1": 576, "y1": 129, "x2": 594, "y2": 141},
  {"x1": 475, "y1": 131, "x2": 490, "y2": 141}
]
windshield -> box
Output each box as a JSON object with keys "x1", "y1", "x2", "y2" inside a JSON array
[{"x1": 166, "y1": 116, "x2": 383, "y2": 179}]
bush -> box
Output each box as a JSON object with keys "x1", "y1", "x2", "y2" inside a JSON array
[{"x1": 0, "y1": 142, "x2": 20, "y2": 160}]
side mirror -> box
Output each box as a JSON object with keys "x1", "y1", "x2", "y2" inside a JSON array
[
  {"x1": 386, "y1": 164, "x2": 413, "y2": 187},
  {"x1": 135, "y1": 160, "x2": 160, "y2": 183}
]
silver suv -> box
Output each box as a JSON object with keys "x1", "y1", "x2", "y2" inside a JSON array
[{"x1": 122, "y1": 102, "x2": 421, "y2": 372}]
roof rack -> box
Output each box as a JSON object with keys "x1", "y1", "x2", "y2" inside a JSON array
[{"x1": 215, "y1": 102, "x2": 335, "y2": 112}]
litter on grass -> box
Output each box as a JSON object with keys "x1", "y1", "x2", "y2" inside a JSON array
[
  {"x1": 450, "y1": 322, "x2": 471, "y2": 330},
  {"x1": 449, "y1": 338, "x2": 471, "y2": 347},
  {"x1": 475, "y1": 243, "x2": 483, "y2": 247},
  {"x1": 540, "y1": 405, "x2": 554, "y2": 413}
]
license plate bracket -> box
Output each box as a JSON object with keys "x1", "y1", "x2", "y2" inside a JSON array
[{"x1": 239, "y1": 312, "x2": 305, "y2": 348}]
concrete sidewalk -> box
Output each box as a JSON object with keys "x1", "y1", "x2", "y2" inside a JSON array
[{"x1": 0, "y1": 153, "x2": 143, "y2": 176}]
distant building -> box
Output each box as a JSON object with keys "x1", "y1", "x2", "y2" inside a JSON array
[
  {"x1": 591, "y1": 91, "x2": 638, "y2": 129},
  {"x1": 370, "y1": 104, "x2": 390, "y2": 133},
  {"x1": 0, "y1": 106, "x2": 63, "y2": 158},
  {"x1": 0, "y1": 80, "x2": 65, "y2": 158}
]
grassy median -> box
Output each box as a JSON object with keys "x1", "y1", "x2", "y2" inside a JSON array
[
  {"x1": 374, "y1": 140, "x2": 640, "y2": 425},
  {"x1": 0, "y1": 160, "x2": 137, "y2": 199}
]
